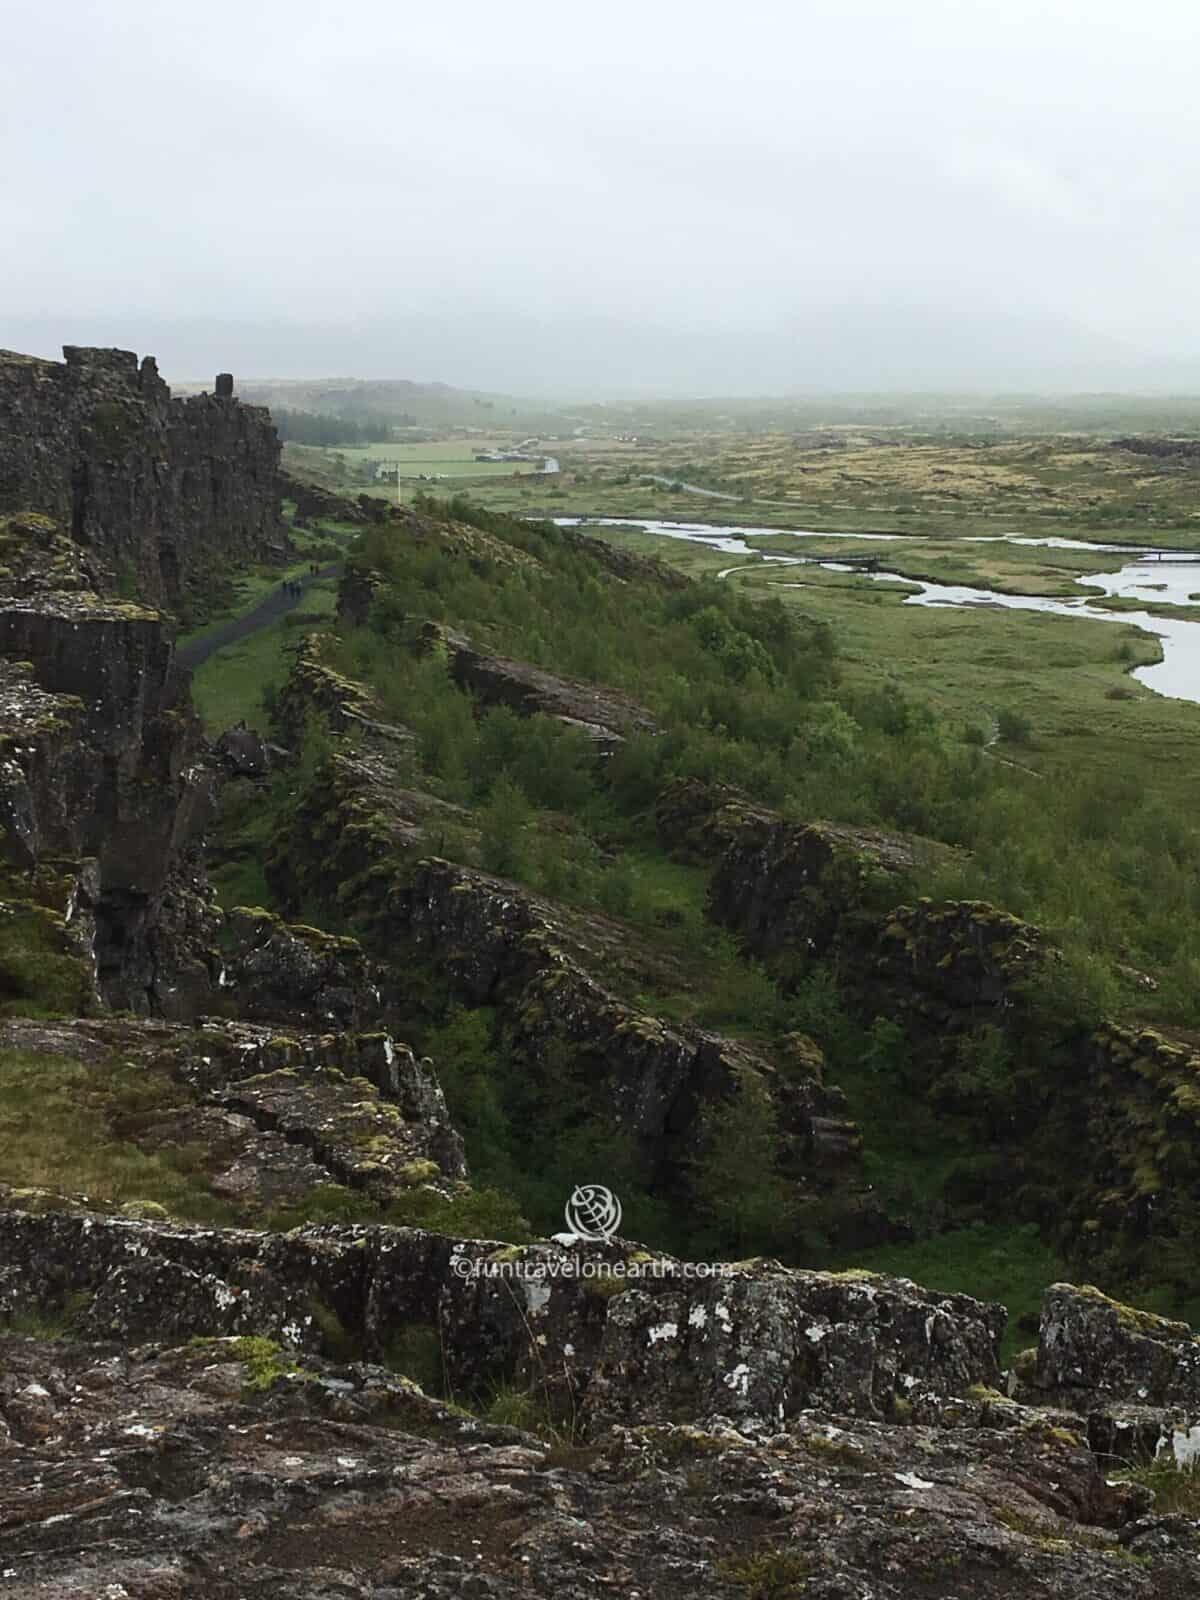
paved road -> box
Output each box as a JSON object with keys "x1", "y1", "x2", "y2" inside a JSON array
[{"x1": 176, "y1": 563, "x2": 341, "y2": 671}]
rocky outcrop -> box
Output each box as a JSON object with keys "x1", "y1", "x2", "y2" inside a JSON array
[
  {"x1": 663, "y1": 778, "x2": 955, "y2": 962},
  {"x1": 418, "y1": 620, "x2": 660, "y2": 748},
  {"x1": 564, "y1": 521, "x2": 691, "y2": 588},
  {"x1": 854, "y1": 897, "x2": 1057, "y2": 1035},
  {"x1": 1037, "y1": 1283, "x2": 1200, "y2": 1411},
  {"x1": 8, "y1": 1215, "x2": 1200, "y2": 1596},
  {"x1": 1049, "y1": 1024, "x2": 1200, "y2": 1299},
  {"x1": 273, "y1": 629, "x2": 413, "y2": 747},
  {"x1": 218, "y1": 906, "x2": 383, "y2": 1030},
  {"x1": 0, "y1": 1208, "x2": 1003, "y2": 1412},
  {"x1": 0, "y1": 576, "x2": 216, "y2": 1011},
  {"x1": 280, "y1": 468, "x2": 368, "y2": 526},
  {"x1": 0, "y1": 1014, "x2": 465, "y2": 1220},
  {"x1": 0, "y1": 345, "x2": 282, "y2": 608}
]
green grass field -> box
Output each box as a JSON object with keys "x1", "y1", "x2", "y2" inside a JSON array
[
  {"x1": 286, "y1": 438, "x2": 551, "y2": 482},
  {"x1": 586, "y1": 520, "x2": 1192, "y2": 797}
]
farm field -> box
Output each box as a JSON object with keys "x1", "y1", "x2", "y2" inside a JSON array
[{"x1": 284, "y1": 437, "x2": 555, "y2": 485}]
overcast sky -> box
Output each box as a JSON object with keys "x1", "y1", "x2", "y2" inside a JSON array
[{"x1": 3, "y1": 0, "x2": 1199, "y2": 393}]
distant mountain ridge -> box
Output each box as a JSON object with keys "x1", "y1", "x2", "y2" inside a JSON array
[{"x1": 232, "y1": 375, "x2": 577, "y2": 433}]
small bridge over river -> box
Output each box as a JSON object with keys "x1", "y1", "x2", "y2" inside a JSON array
[{"x1": 789, "y1": 553, "x2": 884, "y2": 572}]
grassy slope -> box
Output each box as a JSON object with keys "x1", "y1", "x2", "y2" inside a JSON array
[
  {"x1": 190, "y1": 579, "x2": 338, "y2": 731},
  {"x1": 0, "y1": 1046, "x2": 233, "y2": 1222}
]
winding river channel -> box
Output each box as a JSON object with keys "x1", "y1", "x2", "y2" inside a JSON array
[{"x1": 560, "y1": 517, "x2": 1200, "y2": 705}]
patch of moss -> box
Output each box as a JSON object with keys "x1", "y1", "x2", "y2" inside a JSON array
[
  {"x1": 717, "y1": 1550, "x2": 813, "y2": 1597},
  {"x1": 308, "y1": 1297, "x2": 360, "y2": 1362},
  {"x1": 0, "y1": 902, "x2": 93, "y2": 1018},
  {"x1": 230, "y1": 1336, "x2": 300, "y2": 1392},
  {"x1": 1067, "y1": 1282, "x2": 1196, "y2": 1341}
]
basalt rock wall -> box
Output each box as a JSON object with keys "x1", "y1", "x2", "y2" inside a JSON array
[
  {"x1": 675, "y1": 781, "x2": 1200, "y2": 1305},
  {"x1": 264, "y1": 639, "x2": 861, "y2": 1210},
  {"x1": 0, "y1": 584, "x2": 214, "y2": 1013},
  {"x1": 0, "y1": 1207, "x2": 1005, "y2": 1424},
  {"x1": 0, "y1": 345, "x2": 282, "y2": 607}
]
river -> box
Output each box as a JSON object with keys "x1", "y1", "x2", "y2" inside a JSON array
[{"x1": 557, "y1": 517, "x2": 1200, "y2": 705}]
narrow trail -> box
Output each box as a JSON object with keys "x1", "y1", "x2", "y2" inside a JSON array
[{"x1": 176, "y1": 563, "x2": 341, "y2": 671}]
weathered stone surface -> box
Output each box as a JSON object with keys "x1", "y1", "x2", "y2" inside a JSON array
[
  {"x1": 859, "y1": 898, "x2": 1055, "y2": 1027},
  {"x1": 273, "y1": 629, "x2": 414, "y2": 746},
  {"x1": 7, "y1": 1227, "x2": 1200, "y2": 1596},
  {"x1": 280, "y1": 469, "x2": 368, "y2": 526},
  {"x1": 218, "y1": 906, "x2": 381, "y2": 1030},
  {"x1": 0, "y1": 1210, "x2": 1003, "y2": 1416},
  {"x1": 583, "y1": 1263, "x2": 1005, "y2": 1427},
  {"x1": 0, "y1": 579, "x2": 218, "y2": 1010},
  {"x1": 701, "y1": 786, "x2": 950, "y2": 962},
  {"x1": 2, "y1": 1327, "x2": 1185, "y2": 1600},
  {"x1": 0, "y1": 346, "x2": 282, "y2": 608},
  {"x1": 0, "y1": 510, "x2": 106, "y2": 595},
  {"x1": 213, "y1": 722, "x2": 270, "y2": 779}
]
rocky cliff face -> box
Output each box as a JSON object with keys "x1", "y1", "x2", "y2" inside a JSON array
[
  {"x1": 0, "y1": 345, "x2": 282, "y2": 607},
  {"x1": 0, "y1": 570, "x2": 212, "y2": 1013},
  {"x1": 419, "y1": 619, "x2": 661, "y2": 749},
  {"x1": 0, "y1": 351, "x2": 283, "y2": 1012}
]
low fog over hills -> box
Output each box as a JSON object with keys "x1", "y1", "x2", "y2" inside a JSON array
[
  {"x1": 6, "y1": 0, "x2": 1200, "y2": 397},
  {"x1": 2, "y1": 302, "x2": 1192, "y2": 398}
]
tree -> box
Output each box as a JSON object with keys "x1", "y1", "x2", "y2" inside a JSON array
[
  {"x1": 688, "y1": 1071, "x2": 797, "y2": 1256},
  {"x1": 479, "y1": 774, "x2": 532, "y2": 879}
]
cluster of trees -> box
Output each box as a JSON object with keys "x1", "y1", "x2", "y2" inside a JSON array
[
  {"x1": 341, "y1": 495, "x2": 1200, "y2": 1029},
  {"x1": 271, "y1": 408, "x2": 401, "y2": 446}
]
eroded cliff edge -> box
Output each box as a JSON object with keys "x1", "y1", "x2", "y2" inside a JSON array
[{"x1": 0, "y1": 345, "x2": 282, "y2": 609}]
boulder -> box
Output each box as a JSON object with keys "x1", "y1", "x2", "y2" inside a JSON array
[{"x1": 1038, "y1": 1282, "x2": 1200, "y2": 1409}]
